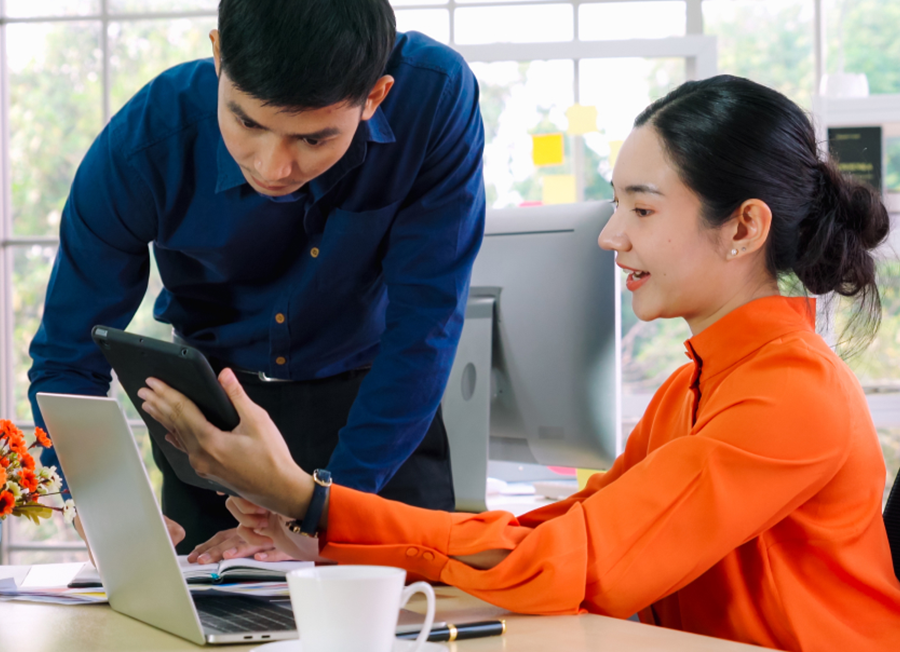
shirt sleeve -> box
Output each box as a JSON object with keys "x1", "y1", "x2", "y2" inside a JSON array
[
  {"x1": 319, "y1": 352, "x2": 853, "y2": 617},
  {"x1": 28, "y1": 121, "x2": 156, "y2": 437},
  {"x1": 325, "y1": 64, "x2": 486, "y2": 492}
]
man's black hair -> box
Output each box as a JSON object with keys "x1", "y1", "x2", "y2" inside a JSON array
[{"x1": 218, "y1": 0, "x2": 396, "y2": 110}]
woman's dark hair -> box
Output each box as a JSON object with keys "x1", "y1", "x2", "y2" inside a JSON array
[
  {"x1": 635, "y1": 74, "x2": 890, "y2": 350},
  {"x1": 218, "y1": 0, "x2": 396, "y2": 110}
]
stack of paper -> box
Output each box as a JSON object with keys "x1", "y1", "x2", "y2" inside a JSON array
[
  {"x1": 0, "y1": 572, "x2": 108, "y2": 606},
  {"x1": 0, "y1": 558, "x2": 311, "y2": 605}
]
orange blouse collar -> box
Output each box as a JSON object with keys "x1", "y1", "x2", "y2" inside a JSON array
[{"x1": 683, "y1": 295, "x2": 817, "y2": 382}]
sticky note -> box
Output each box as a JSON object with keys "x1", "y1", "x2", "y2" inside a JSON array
[
  {"x1": 566, "y1": 104, "x2": 598, "y2": 135},
  {"x1": 542, "y1": 175, "x2": 577, "y2": 205},
  {"x1": 608, "y1": 140, "x2": 624, "y2": 168},
  {"x1": 576, "y1": 468, "x2": 604, "y2": 490},
  {"x1": 532, "y1": 133, "x2": 565, "y2": 167}
]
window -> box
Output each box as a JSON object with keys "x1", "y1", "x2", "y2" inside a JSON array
[
  {"x1": 825, "y1": 0, "x2": 900, "y2": 95},
  {"x1": 0, "y1": 2, "x2": 216, "y2": 564},
  {"x1": 10, "y1": 1, "x2": 895, "y2": 561}
]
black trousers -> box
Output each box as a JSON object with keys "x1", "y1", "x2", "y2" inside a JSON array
[{"x1": 151, "y1": 367, "x2": 455, "y2": 553}]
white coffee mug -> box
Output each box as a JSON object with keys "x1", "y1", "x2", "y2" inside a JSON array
[{"x1": 287, "y1": 565, "x2": 436, "y2": 652}]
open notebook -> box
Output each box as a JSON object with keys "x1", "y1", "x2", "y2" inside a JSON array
[{"x1": 69, "y1": 556, "x2": 313, "y2": 588}]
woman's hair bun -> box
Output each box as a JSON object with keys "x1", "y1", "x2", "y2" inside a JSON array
[{"x1": 795, "y1": 159, "x2": 889, "y2": 299}]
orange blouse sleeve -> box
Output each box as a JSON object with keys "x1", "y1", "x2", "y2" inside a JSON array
[
  {"x1": 318, "y1": 349, "x2": 855, "y2": 617},
  {"x1": 514, "y1": 366, "x2": 690, "y2": 529}
]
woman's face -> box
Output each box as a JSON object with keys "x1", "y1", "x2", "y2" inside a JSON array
[{"x1": 598, "y1": 125, "x2": 752, "y2": 334}]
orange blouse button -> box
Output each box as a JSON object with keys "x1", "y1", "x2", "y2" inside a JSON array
[
  {"x1": 276, "y1": 357, "x2": 286, "y2": 365},
  {"x1": 423, "y1": 552, "x2": 434, "y2": 561},
  {"x1": 405, "y1": 547, "x2": 419, "y2": 557},
  {"x1": 275, "y1": 313, "x2": 286, "y2": 324},
  {"x1": 310, "y1": 247, "x2": 320, "y2": 258}
]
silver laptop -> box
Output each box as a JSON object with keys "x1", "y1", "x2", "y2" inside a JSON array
[{"x1": 36, "y1": 392, "x2": 297, "y2": 645}]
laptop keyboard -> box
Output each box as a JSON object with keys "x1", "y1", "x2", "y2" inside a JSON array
[{"x1": 194, "y1": 595, "x2": 296, "y2": 634}]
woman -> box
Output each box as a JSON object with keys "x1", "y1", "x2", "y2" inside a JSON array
[{"x1": 140, "y1": 75, "x2": 900, "y2": 650}]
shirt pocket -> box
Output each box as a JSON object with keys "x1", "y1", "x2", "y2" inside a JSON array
[{"x1": 314, "y1": 199, "x2": 401, "y2": 290}]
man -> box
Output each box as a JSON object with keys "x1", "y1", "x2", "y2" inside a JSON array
[{"x1": 28, "y1": 0, "x2": 485, "y2": 557}]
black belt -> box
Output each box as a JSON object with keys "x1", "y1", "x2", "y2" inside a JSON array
[
  {"x1": 233, "y1": 368, "x2": 294, "y2": 383},
  {"x1": 231, "y1": 365, "x2": 373, "y2": 384}
]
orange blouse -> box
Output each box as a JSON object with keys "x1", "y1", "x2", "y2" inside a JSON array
[{"x1": 318, "y1": 296, "x2": 900, "y2": 651}]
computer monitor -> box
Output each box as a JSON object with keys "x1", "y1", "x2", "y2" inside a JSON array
[{"x1": 442, "y1": 201, "x2": 620, "y2": 511}]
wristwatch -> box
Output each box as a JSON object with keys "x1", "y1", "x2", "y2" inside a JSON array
[{"x1": 286, "y1": 469, "x2": 332, "y2": 538}]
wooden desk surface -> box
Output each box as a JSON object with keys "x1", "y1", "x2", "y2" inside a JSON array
[{"x1": 0, "y1": 583, "x2": 770, "y2": 652}]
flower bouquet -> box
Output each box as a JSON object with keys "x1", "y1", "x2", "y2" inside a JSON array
[{"x1": 0, "y1": 419, "x2": 74, "y2": 524}]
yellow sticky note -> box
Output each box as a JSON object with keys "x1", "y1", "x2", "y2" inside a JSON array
[
  {"x1": 566, "y1": 104, "x2": 598, "y2": 135},
  {"x1": 608, "y1": 140, "x2": 624, "y2": 168},
  {"x1": 576, "y1": 468, "x2": 604, "y2": 490},
  {"x1": 532, "y1": 133, "x2": 565, "y2": 167},
  {"x1": 542, "y1": 175, "x2": 577, "y2": 205}
]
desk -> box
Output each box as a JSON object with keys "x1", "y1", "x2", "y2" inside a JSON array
[{"x1": 0, "y1": 568, "x2": 770, "y2": 652}]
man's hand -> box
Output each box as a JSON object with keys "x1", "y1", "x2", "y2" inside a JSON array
[
  {"x1": 75, "y1": 513, "x2": 185, "y2": 567},
  {"x1": 187, "y1": 527, "x2": 296, "y2": 564},
  {"x1": 137, "y1": 368, "x2": 315, "y2": 519},
  {"x1": 226, "y1": 496, "x2": 330, "y2": 563}
]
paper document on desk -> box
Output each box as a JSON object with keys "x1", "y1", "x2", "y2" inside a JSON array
[
  {"x1": 0, "y1": 577, "x2": 108, "y2": 605},
  {"x1": 0, "y1": 557, "x2": 309, "y2": 605},
  {"x1": 21, "y1": 562, "x2": 84, "y2": 588},
  {"x1": 0, "y1": 575, "x2": 292, "y2": 605},
  {"x1": 69, "y1": 555, "x2": 313, "y2": 588}
]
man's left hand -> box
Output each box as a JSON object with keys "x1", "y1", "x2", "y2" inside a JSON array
[{"x1": 137, "y1": 368, "x2": 314, "y2": 519}]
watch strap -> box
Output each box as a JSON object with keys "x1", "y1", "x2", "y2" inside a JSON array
[{"x1": 287, "y1": 469, "x2": 332, "y2": 537}]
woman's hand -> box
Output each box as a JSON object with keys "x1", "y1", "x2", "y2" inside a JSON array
[
  {"x1": 137, "y1": 368, "x2": 315, "y2": 519},
  {"x1": 226, "y1": 495, "x2": 331, "y2": 563},
  {"x1": 187, "y1": 527, "x2": 296, "y2": 564}
]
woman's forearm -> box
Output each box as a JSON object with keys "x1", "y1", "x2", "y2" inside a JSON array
[{"x1": 452, "y1": 548, "x2": 512, "y2": 570}]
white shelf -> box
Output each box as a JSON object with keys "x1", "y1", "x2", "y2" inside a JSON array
[{"x1": 813, "y1": 94, "x2": 900, "y2": 128}]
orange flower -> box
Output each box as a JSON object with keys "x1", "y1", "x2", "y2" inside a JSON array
[
  {"x1": 0, "y1": 419, "x2": 16, "y2": 439},
  {"x1": 0, "y1": 490, "x2": 13, "y2": 517},
  {"x1": 17, "y1": 468, "x2": 38, "y2": 493},
  {"x1": 34, "y1": 427, "x2": 52, "y2": 449},
  {"x1": 7, "y1": 430, "x2": 26, "y2": 456},
  {"x1": 1, "y1": 421, "x2": 23, "y2": 443},
  {"x1": 0, "y1": 456, "x2": 8, "y2": 468},
  {"x1": 19, "y1": 452, "x2": 35, "y2": 471},
  {"x1": 0, "y1": 466, "x2": 6, "y2": 486}
]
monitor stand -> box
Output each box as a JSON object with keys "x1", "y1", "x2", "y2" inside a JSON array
[{"x1": 442, "y1": 296, "x2": 494, "y2": 512}]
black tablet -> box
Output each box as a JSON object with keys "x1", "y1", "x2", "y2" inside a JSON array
[{"x1": 91, "y1": 325, "x2": 239, "y2": 495}]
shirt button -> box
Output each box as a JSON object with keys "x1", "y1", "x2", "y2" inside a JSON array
[
  {"x1": 310, "y1": 247, "x2": 320, "y2": 258},
  {"x1": 275, "y1": 313, "x2": 286, "y2": 324},
  {"x1": 276, "y1": 357, "x2": 286, "y2": 365},
  {"x1": 423, "y1": 552, "x2": 434, "y2": 561},
  {"x1": 405, "y1": 547, "x2": 418, "y2": 557}
]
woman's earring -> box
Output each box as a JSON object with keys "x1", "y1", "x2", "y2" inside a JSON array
[
  {"x1": 741, "y1": 247, "x2": 746, "y2": 252},
  {"x1": 730, "y1": 248, "x2": 738, "y2": 257}
]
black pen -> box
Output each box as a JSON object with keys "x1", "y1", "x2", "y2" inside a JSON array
[{"x1": 396, "y1": 619, "x2": 506, "y2": 643}]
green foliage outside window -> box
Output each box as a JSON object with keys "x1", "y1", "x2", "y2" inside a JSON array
[{"x1": 829, "y1": 0, "x2": 900, "y2": 95}]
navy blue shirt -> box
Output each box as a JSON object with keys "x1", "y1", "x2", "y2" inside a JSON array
[{"x1": 28, "y1": 32, "x2": 486, "y2": 493}]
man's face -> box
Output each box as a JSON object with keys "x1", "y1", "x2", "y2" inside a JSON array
[
  {"x1": 210, "y1": 30, "x2": 393, "y2": 197},
  {"x1": 217, "y1": 70, "x2": 363, "y2": 197}
]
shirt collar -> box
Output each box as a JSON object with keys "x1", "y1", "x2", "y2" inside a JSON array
[
  {"x1": 364, "y1": 106, "x2": 395, "y2": 145},
  {"x1": 214, "y1": 107, "x2": 396, "y2": 197},
  {"x1": 216, "y1": 136, "x2": 247, "y2": 193},
  {"x1": 683, "y1": 296, "x2": 817, "y2": 383}
]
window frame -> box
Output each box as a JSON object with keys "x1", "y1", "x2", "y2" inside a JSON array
[{"x1": 0, "y1": 0, "x2": 709, "y2": 562}]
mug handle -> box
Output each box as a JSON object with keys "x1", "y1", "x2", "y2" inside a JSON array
[{"x1": 399, "y1": 581, "x2": 436, "y2": 652}]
